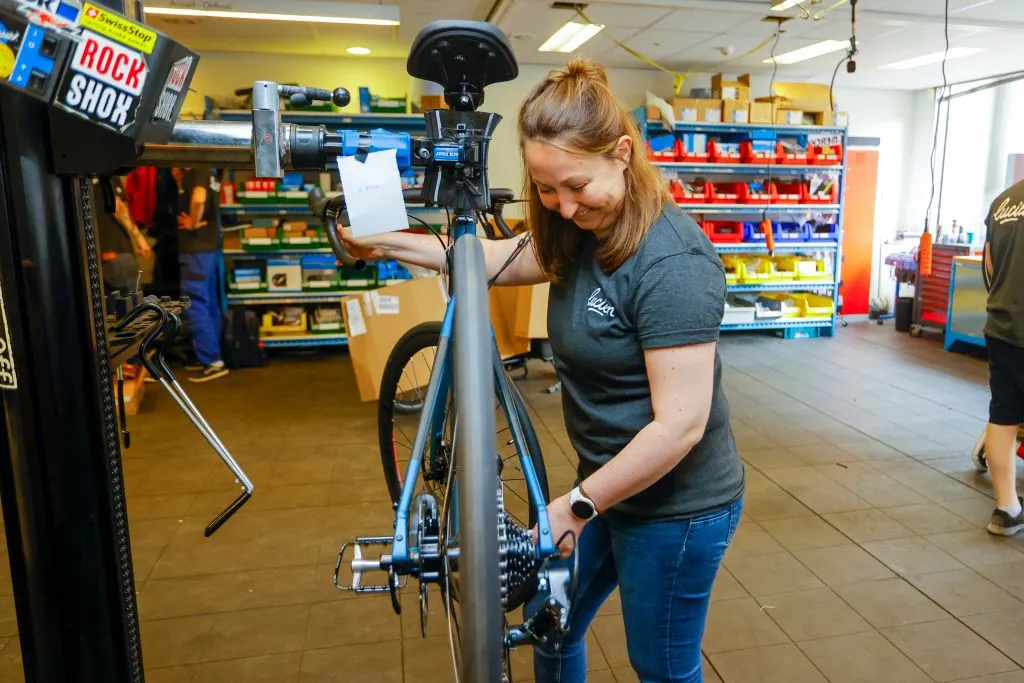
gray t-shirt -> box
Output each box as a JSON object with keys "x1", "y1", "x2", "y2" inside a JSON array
[
  {"x1": 547, "y1": 203, "x2": 745, "y2": 521},
  {"x1": 984, "y1": 180, "x2": 1024, "y2": 347}
]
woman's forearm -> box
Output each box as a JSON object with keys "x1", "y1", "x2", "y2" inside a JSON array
[
  {"x1": 580, "y1": 421, "x2": 703, "y2": 512},
  {"x1": 366, "y1": 231, "x2": 450, "y2": 272}
]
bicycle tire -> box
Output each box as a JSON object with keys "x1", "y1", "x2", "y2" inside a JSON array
[
  {"x1": 452, "y1": 233, "x2": 503, "y2": 682},
  {"x1": 377, "y1": 322, "x2": 550, "y2": 536}
]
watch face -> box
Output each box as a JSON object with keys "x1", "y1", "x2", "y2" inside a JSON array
[{"x1": 571, "y1": 498, "x2": 594, "y2": 519}]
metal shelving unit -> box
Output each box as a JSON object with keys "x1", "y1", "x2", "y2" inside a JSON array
[
  {"x1": 227, "y1": 291, "x2": 373, "y2": 306},
  {"x1": 640, "y1": 112, "x2": 848, "y2": 338},
  {"x1": 261, "y1": 333, "x2": 348, "y2": 348},
  {"x1": 217, "y1": 109, "x2": 431, "y2": 349}
]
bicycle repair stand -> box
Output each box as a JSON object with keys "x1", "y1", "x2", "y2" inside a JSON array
[{"x1": 0, "y1": 2, "x2": 230, "y2": 680}]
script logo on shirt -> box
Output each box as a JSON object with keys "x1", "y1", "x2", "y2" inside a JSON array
[
  {"x1": 587, "y1": 288, "x2": 616, "y2": 318},
  {"x1": 993, "y1": 198, "x2": 1024, "y2": 225}
]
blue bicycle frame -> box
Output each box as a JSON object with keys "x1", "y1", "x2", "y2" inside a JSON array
[{"x1": 387, "y1": 211, "x2": 558, "y2": 569}]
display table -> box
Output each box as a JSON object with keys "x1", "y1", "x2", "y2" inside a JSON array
[{"x1": 945, "y1": 255, "x2": 987, "y2": 351}]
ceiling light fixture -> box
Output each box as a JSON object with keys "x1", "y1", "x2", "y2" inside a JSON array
[
  {"x1": 879, "y1": 47, "x2": 984, "y2": 70},
  {"x1": 346, "y1": 46, "x2": 371, "y2": 55},
  {"x1": 763, "y1": 39, "x2": 850, "y2": 64},
  {"x1": 538, "y1": 21, "x2": 604, "y2": 53},
  {"x1": 144, "y1": 0, "x2": 399, "y2": 26}
]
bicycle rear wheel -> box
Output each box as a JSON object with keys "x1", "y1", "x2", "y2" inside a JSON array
[{"x1": 451, "y1": 233, "x2": 503, "y2": 683}]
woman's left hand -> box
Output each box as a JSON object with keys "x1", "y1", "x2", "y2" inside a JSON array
[{"x1": 533, "y1": 493, "x2": 589, "y2": 559}]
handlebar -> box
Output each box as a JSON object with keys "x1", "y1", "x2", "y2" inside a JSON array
[{"x1": 308, "y1": 186, "x2": 519, "y2": 267}]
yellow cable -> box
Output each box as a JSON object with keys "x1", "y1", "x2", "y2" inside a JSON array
[{"x1": 574, "y1": 7, "x2": 780, "y2": 95}]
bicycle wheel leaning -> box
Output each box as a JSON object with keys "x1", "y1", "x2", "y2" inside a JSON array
[{"x1": 452, "y1": 233, "x2": 503, "y2": 682}]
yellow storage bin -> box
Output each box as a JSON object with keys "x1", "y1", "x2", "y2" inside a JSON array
[
  {"x1": 792, "y1": 293, "x2": 834, "y2": 318},
  {"x1": 775, "y1": 255, "x2": 829, "y2": 281},
  {"x1": 260, "y1": 307, "x2": 308, "y2": 336},
  {"x1": 759, "y1": 293, "x2": 802, "y2": 317},
  {"x1": 721, "y1": 256, "x2": 741, "y2": 285},
  {"x1": 736, "y1": 256, "x2": 774, "y2": 283}
]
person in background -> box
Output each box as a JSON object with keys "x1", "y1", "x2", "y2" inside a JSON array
[
  {"x1": 94, "y1": 175, "x2": 153, "y2": 293},
  {"x1": 982, "y1": 178, "x2": 1024, "y2": 535},
  {"x1": 173, "y1": 166, "x2": 228, "y2": 383}
]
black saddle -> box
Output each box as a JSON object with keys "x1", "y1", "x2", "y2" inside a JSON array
[{"x1": 407, "y1": 20, "x2": 519, "y2": 111}]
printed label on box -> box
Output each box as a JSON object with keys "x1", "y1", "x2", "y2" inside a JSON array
[
  {"x1": 344, "y1": 298, "x2": 366, "y2": 337},
  {"x1": 0, "y1": 278, "x2": 17, "y2": 390},
  {"x1": 371, "y1": 292, "x2": 400, "y2": 315}
]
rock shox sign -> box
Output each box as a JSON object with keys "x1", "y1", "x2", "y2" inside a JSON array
[
  {"x1": 151, "y1": 53, "x2": 189, "y2": 122},
  {"x1": 57, "y1": 29, "x2": 144, "y2": 129}
]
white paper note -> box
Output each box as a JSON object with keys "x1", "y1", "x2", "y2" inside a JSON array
[
  {"x1": 344, "y1": 298, "x2": 367, "y2": 337},
  {"x1": 336, "y1": 149, "x2": 410, "y2": 237}
]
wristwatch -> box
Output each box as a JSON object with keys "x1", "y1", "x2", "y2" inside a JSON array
[{"x1": 569, "y1": 485, "x2": 598, "y2": 521}]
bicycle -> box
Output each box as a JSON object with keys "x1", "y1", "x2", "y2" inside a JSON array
[{"x1": 294, "y1": 21, "x2": 574, "y2": 682}]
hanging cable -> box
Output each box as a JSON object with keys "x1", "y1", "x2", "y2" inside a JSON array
[
  {"x1": 920, "y1": 0, "x2": 950, "y2": 277},
  {"x1": 762, "y1": 29, "x2": 783, "y2": 257}
]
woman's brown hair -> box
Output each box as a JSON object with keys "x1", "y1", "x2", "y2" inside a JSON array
[{"x1": 518, "y1": 58, "x2": 671, "y2": 279}]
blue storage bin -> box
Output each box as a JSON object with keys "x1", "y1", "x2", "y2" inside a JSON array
[
  {"x1": 775, "y1": 222, "x2": 804, "y2": 241},
  {"x1": 742, "y1": 221, "x2": 769, "y2": 242},
  {"x1": 804, "y1": 222, "x2": 839, "y2": 241}
]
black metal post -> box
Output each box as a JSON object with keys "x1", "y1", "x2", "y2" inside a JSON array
[{"x1": 0, "y1": 1, "x2": 144, "y2": 678}]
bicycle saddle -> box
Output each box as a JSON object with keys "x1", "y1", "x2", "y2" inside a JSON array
[{"x1": 407, "y1": 20, "x2": 519, "y2": 111}]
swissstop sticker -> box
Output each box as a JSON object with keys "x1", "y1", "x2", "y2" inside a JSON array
[{"x1": 57, "y1": 30, "x2": 145, "y2": 130}]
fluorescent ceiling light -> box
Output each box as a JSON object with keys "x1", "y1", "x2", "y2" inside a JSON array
[
  {"x1": 144, "y1": 0, "x2": 399, "y2": 26},
  {"x1": 879, "y1": 47, "x2": 984, "y2": 70},
  {"x1": 763, "y1": 39, "x2": 849, "y2": 64},
  {"x1": 538, "y1": 21, "x2": 604, "y2": 53},
  {"x1": 346, "y1": 47, "x2": 371, "y2": 55},
  {"x1": 770, "y1": 0, "x2": 804, "y2": 11}
]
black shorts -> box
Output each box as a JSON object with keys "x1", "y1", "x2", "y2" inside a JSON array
[{"x1": 988, "y1": 335, "x2": 1024, "y2": 426}]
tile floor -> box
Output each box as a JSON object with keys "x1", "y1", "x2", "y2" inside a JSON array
[{"x1": 2, "y1": 324, "x2": 1024, "y2": 682}]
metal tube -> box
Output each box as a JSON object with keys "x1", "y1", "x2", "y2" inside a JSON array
[{"x1": 139, "y1": 120, "x2": 254, "y2": 168}]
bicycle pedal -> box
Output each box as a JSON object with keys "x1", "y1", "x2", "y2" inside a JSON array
[{"x1": 333, "y1": 536, "x2": 396, "y2": 593}]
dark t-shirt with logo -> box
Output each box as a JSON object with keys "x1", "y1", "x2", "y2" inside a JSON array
[
  {"x1": 177, "y1": 166, "x2": 221, "y2": 254},
  {"x1": 546, "y1": 203, "x2": 745, "y2": 521},
  {"x1": 985, "y1": 180, "x2": 1024, "y2": 347}
]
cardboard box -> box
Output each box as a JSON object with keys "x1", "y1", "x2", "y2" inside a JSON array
[
  {"x1": 673, "y1": 98, "x2": 700, "y2": 122},
  {"x1": 698, "y1": 99, "x2": 723, "y2": 123},
  {"x1": 420, "y1": 94, "x2": 447, "y2": 110},
  {"x1": 341, "y1": 277, "x2": 537, "y2": 402},
  {"x1": 711, "y1": 74, "x2": 750, "y2": 101},
  {"x1": 765, "y1": 82, "x2": 832, "y2": 113},
  {"x1": 646, "y1": 104, "x2": 662, "y2": 121},
  {"x1": 749, "y1": 101, "x2": 773, "y2": 124},
  {"x1": 514, "y1": 283, "x2": 550, "y2": 339},
  {"x1": 722, "y1": 99, "x2": 750, "y2": 124},
  {"x1": 775, "y1": 110, "x2": 804, "y2": 125}
]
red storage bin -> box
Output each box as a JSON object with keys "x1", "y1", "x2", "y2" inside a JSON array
[
  {"x1": 803, "y1": 181, "x2": 838, "y2": 205},
  {"x1": 710, "y1": 182, "x2": 743, "y2": 204},
  {"x1": 779, "y1": 145, "x2": 811, "y2": 165},
  {"x1": 812, "y1": 144, "x2": 843, "y2": 166},
  {"x1": 646, "y1": 140, "x2": 677, "y2": 163},
  {"x1": 740, "y1": 140, "x2": 779, "y2": 165},
  {"x1": 676, "y1": 137, "x2": 710, "y2": 163},
  {"x1": 708, "y1": 140, "x2": 742, "y2": 164},
  {"x1": 774, "y1": 182, "x2": 803, "y2": 204},
  {"x1": 703, "y1": 221, "x2": 744, "y2": 243},
  {"x1": 743, "y1": 181, "x2": 775, "y2": 204},
  {"x1": 671, "y1": 179, "x2": 710, "y2": 204}
]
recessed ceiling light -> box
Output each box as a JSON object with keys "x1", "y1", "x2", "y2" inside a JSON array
[
  {"x1": 879, "y1": 47, "x2": 984, "y2": 70},
  {"x1": 763, "y1": 39, "x2": 850, "y2": 65},
  {"x1": 347, "y1": 46, "x2": 371, "y2": 55},
  {"x1": 538, "y1": 21, "x2": 604, "y2": 53}
]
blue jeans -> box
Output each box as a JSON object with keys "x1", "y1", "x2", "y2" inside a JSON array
[
  {"x1": 179, "y1": 252, "x2": 222, "y2": 365},
  {"x1": 534, "y1": 497, "x2": 742, "y2": 683}
]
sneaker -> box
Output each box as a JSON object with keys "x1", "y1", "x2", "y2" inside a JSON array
[
  {"x1": 188, "y1": 365, "x2": 229, "y2": 383},
  {"x1": 987, "y1": 497, "x2": 1024, "y2": 536}
]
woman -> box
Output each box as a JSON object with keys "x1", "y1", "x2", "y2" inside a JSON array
[{"x1": 342, "y1": 59, "x2": 745, "y2": 683}]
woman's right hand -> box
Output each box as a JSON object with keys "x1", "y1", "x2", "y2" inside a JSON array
[{"x1": 336, "y1": 224, "x2": 386, "y2": 262}]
